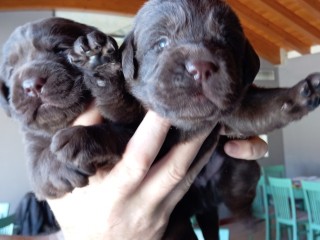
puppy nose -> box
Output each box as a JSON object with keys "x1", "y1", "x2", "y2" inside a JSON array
[
  {"x1": 186, "y1": 60, "x2": 218, "y2": 82},
  {"x1": 22, "y1": 78, "x2": 46, "y2": 97}
]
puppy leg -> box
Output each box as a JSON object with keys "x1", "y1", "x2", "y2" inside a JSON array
[
  {"x1": 162, "y1": 211, "x2": 197, "y2": 240},
  {"x1": 196, "y1": 208, "x2": 220, "y2": 240},
  {"x1": 26, "y1": 134, "x2": 91, "y2": 199},
  {"x1": 217, "y1": 157, "x2": 260, "y2": 214},
  {"x1": 50, "y1": 123, "x2": 134, "y2": 172},
  {"x1": 68, "y1": 31, "x2": 144, "y2": 124},
  {"x1": 222, "y1": 73, "x2": 320, "y2": 136}
]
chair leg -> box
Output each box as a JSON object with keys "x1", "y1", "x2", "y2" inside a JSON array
[
  {"x1": 266, "y1": 218, "x2": 270, "y2": 240},
  {"x1": 287, "y1": 226, "x2": 292, "y2": 240},
  {"x1": 292, "y1": 225, "x2": 297, "y2": 240},
  {"x1": 276, "y1": 222, "x2": 281, "y2": 240},
  {"x1": 308, "y1": 229, "x2": 312, "y2": 240}
]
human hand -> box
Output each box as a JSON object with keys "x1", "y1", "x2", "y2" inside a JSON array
[
  {"x1": 48, "y1": 106, "x2": 268, "y2": 240},
  {"x1": 48, "y1": 110, "x2": 214, "y2": 240},
  {"x1": 224, "y1": 136, "x2": 268, "y2": 160}
]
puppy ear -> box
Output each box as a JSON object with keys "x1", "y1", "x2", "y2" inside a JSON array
[
  {"x1": 120, "y1": 31, "x2": 138, "y2": 80},
  {"x1": 0, "y1": 78, "x2": 11, "y2": 117},
  {"x1": 242, "y1": 39, "x2": 260, "y2": 85}
]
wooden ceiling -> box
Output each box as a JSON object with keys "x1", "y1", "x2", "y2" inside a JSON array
[{"x1": 1, "y1": 0, "x2": 320, "y2": 65}]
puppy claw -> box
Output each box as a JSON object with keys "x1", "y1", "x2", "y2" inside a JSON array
[
  {"x1": 300, "y1": 83, "x2": 311, "y2": 97},
  {"x1": 51, "y1": 126, "x2": 101, "y2": 178},
  {"x1": 85, "y1": 50, "x2": 95, "y2": 57},
  {"x1": 285, "y1": 73, "x2": 320, "y2": 112},
  {"x1": 69, "y1": 31, "x2": 118, "y2": 71}
]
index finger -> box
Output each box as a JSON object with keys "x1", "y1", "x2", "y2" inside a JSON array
[{"x1": 108, "y1": 111, "x2": 171, "y2": 191}]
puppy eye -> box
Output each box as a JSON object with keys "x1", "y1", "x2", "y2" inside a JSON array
[
  {"x1": 153, "y1": 38, "x2": 169, "y2": 52},
  {"x1": 158, "y1": 38, "x2": 169, "y2": 48}
]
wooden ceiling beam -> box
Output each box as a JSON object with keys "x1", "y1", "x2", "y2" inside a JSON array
[
  {"x1": 260, "y1": 0, "x2": 320, "y2": 44},
  {"x1": 227, "y1": 0, "x2": 310, "y2": 54},
  {"x1": 243, "y1": 27, "x2": 282, "y2": 65},
  {"x1": 0, "y1": 0, "x2": 145, "y2": 15},
  {"x1": 302, "y1": 0, "x2": 320, "y2": 13},
  {"x1": 297, "y1": 0, "x2": 320, "y2": 19},
  {"x1": 1, "y1": 0, "x2": 319, "y2": 65}
]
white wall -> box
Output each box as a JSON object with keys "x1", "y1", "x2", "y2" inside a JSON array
[
  {"x1": 0, "y1": 11, "x2": 53, "y2": 213},
  {"x1": 278, "y1": 53, "x2": 320, "y2": 177}
]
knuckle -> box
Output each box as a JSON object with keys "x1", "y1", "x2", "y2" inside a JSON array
[
  {"x1": 121, "y1": 154, "x2": 150, "y2": 180},
  {"x1": 167, "y1": 165, "x2": 186, "y2": 183},
  {"x1": 180, "y1": 174, "x2": 195, "y2": 193}
]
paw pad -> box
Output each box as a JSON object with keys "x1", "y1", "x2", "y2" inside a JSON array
[
  {"x1": 68, "y1": 31, "x2": 118, "y2": 70},
  {"x1": 302, "y1": 73, "x2": 320, "y2": 109}
]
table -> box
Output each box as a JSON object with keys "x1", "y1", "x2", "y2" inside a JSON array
[{"x1": 266, "y1": 176, "x2": 320, "y2": 199}]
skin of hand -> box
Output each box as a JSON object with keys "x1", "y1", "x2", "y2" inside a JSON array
[
  {"x1": 224, "y1": 136, "x2": 268, "y2": 160},
  {"x1": 48, "y1": 106, "x2": 268, "y2": 240}
]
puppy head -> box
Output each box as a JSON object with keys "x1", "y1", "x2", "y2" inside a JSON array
[
  {"x1": 122, "y1": 0, "x2": 260, "y2": 132},
  {"x1": 0, "y1": 18, "x2": 98, "y2": 134}
]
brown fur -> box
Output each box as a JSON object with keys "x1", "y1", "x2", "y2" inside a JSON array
[
  {"x1": 0, "y1": 1, "x2": 319, "y2": 239},
  {"x1": 120, "y1": 0, "x2": 320, "y2": 239},
  {"x1": 0, "y1": 17, "x2": 143, "y2": 199}
]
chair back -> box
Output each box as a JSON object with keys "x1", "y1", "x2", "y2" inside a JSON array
[
  {"x1": 301, "y1": 181, "x2": 320, "y2": 228},
  {"x1": 219, "y1": 228, "x2": 230, "y2": 240},
  {"x1": 0, "y1": 203, "x2": 10, "y2": 218},
  {"x1": 252, "y1": 176, "x2": 268, "y2": 219},
  {"x1": 268, "y1": 177, "x2": 296, "y2": 225},
  {"x1": 263, "y1": 165, "x2": 285, "y2": 184},
  {"x1": 0, "y1": 203, "x2": 14, "y2": 235},
  {"x1": 0, "y1": 214, "x2": 15, "y2": 235},
  {"x1": 193, "y1": 228, "x2": 229, "y2": 240}
]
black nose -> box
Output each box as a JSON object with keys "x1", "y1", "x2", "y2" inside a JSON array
[
  {"x1": 186, "y1": 60, "x2": 218, "y2": 82},
  {"x1": 22, "y1": 78, "x2": 46, "y2": 97}
]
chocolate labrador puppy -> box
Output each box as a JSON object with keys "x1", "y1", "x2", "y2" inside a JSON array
[
  {"x1": 0, "y1": 17, "x2": 143, "y2": 199},
  {"x1": 0, "y1": 1, "x2": 319, "y2": 239},
  {"x1": 120, "y1": 0, "x2": 320, "y2": 239}
]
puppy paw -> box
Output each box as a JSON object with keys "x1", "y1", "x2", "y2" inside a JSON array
[
  {"x1": 32, "y1": 158, "x2": 90, "y2": 199},
  {"x1": 50, "y1": 126, "x2": 97, "y2": 175},
  {"x1": 68, "y1": 31, "x2": 118, "y2": 70},
  {"x1": 283, "y1": 73, "x2": 320, "y2": 112}
]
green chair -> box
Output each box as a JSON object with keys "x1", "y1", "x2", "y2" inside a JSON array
[
  {"x1": 301, "y1": 181, "x2": 320, "y2": 240},
  {"x1": 193, "y1": 227, "x2": 229, "y2": 240},
  {"x1": 263, "y1": 165, "x2": 285, "y2": 183},
  {"x1": 191, "y1": 216, "x2": 229, "y2": 240},
  {"x1": 0, "y1": 202, "x2": 14, "y2": 235},
  {"x1": 268, "y1": 177, "x2": 308, "y2": 240},
  {"x1": 252, "y1": 176, "x2": 274, "y2": 240},
  {"x1": 0, "y1": 214, "x2": 15, "y2": 235},
  {"x1": 0, "y1": 203, "x2": 10, "y2": 218}
]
